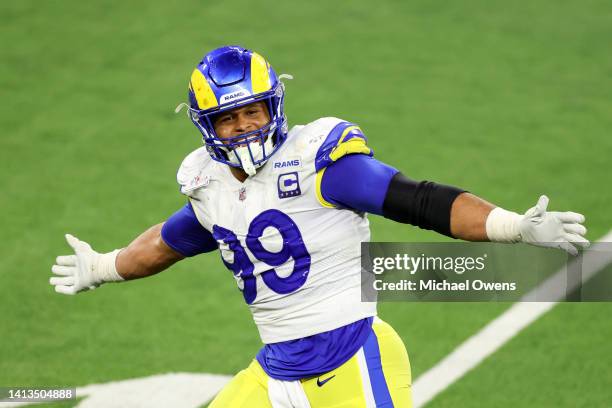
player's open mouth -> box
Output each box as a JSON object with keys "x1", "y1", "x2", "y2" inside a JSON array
[{"x1": 223, "y1": 122, "x2": 273, "y2": 149}]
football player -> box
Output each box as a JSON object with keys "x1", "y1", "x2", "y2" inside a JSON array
[{"x1": 50, "y1": 46, "x2": 589, "y2": 407}]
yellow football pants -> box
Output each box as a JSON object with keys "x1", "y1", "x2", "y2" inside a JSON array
[{"x1": 209, "y1": 318, "x2": 412, "y2": 407}]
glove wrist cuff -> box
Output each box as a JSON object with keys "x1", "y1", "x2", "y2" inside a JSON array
[
  {"x1": 486, "y1": 207, "x2": 522, "y2": 243},
  {"x1": 93, "y1": 249, "x2": 124, "y2": 283}
]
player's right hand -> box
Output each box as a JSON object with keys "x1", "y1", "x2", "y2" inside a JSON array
[{"x1": 50, "y1": 234, "x2": 102, "y2": 295}]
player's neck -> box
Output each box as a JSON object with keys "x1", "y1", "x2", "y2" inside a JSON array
[{"x1": 230, "y1": 167, "x2": 249, "y2": 183}]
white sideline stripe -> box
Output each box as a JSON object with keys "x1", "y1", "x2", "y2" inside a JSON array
[
  {"x1": 75, "y1": 373, "x2": 232, "y2": 408},
  {"x1": 412, "y1": 231, "x2": 612, "y2": 408}
]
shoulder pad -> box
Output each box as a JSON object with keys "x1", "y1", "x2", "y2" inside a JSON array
[
  {"x1": 177, "y1": 147, "x2": 212, "y2": 195},
  {"x1": 302, "y1": 117, "x2": 347, "y2": 137},
  {"x1": 283, "y1": 117, "x2": 345, "y2": 161},
  {"x1": 314, "y1": 119, "x2": 373, "y2": 172}
]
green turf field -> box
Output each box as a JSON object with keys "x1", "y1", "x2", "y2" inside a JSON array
[{"x1": 1, "y1": 0, "x2": 611, "y2": 406}]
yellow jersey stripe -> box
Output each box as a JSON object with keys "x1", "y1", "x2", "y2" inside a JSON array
[
  {"x1": 329, "y1": 138, "x2": 372, "y2": 162},
  {"x1": 337, "y1": 125, "x2": 362, "y2": 145},
  {"x1": 315, "y1": 167, "x2": 336, "y2": 208}
]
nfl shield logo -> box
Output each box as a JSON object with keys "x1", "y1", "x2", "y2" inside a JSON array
[
  {"x1": 238, "y1": 187, "x2": 247, "y2": 201},
  {"x1": 277, "y1": 172, "x2": 301, "y2": 199}
]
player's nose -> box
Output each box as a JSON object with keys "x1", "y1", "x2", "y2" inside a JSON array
[
  {"x1": 234, "y1": 113, "x2": 253, "y2": 133},
  {"x1": 232, "y1": 117, "x2": 255, "y2": 147}
]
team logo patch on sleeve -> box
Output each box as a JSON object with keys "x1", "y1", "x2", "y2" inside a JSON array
[
  {"x1": 184, "y1": 173, "x2": 210, "y2": 192},
  {"x1": 277, "y1": 172, "x2": 301, "y2": 199}
]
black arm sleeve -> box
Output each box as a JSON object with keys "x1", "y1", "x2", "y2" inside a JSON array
[{"x1": 382, "y1": 172, "x2": 466, "y2": 237}]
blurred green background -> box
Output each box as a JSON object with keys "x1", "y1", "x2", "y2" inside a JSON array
[{"x1": 1, "y1": 0, "x2": 611, "y2": 406}]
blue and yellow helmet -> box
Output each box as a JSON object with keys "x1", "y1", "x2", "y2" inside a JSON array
[{"x1": 184, "y1": 46, "x2": 289, "y2": 174}]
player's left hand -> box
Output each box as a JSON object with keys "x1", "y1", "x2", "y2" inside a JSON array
[
  {"x1": 50, "y1": 234, "x2": 123, "y2": 295},
  {"x1": 50, "y1": 234, "x2": 101, "y2": 295},
  {"x1": 519, "y1": 195, "x2": 589, "y2": 256}
]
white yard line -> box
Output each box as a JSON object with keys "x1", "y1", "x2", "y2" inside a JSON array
[{"x1": 412, "y1": 231, "x2": 612, "y2": 408}]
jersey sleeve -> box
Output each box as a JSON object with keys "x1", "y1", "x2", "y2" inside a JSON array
[
  {"x1": 313, "y1": 120, "x2": 394, "y2": 211},
  {"x1": 176, "y1": 147, "x2": 211, "y2": 197},
  {"x1": 161, "y1": 202, "x2": 218, "y2": 257},
  {"x1": 319, "y1": 154, "x2": 399, "y2": 214}
]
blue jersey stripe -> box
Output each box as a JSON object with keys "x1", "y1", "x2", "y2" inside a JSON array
[
  {"x1": 364, "y1": 330, "x2": 394, "y2": 407},
  {"x1": 256, "y1": 317, "x2": 373, "y2": 381}
]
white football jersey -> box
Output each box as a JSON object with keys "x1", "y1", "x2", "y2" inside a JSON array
[{"x1": 177, "y1": 117, "x2": 377, "y2": 343}]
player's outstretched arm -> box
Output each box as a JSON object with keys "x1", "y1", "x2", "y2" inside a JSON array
[
  {"x1": 450, "y1": 192, "x2": 589, "y2": 254},
  {"x1": 319, "y1": 155, "x2": 589, "y2": 255},
  {"x1": 384, "y1": 176, "x2": 589, "y2": 255},
  {"x1": 50, "y1": 223, "x2": 184, "y2": 295}
]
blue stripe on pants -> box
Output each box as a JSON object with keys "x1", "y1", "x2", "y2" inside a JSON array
[{"x1": 363, "y1": 330, "x2": 394, "y2": 407}]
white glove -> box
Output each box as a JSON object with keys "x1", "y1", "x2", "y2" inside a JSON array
[
  {"x1": 486, "y1": 195, "x2": 589, "y2": 256},
  {"x1": 50, "y1": 234, "x2": 123, "y2": 295},
  {"x1": 519, "y1": 195, "x2": 589, "y2": 255}
]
